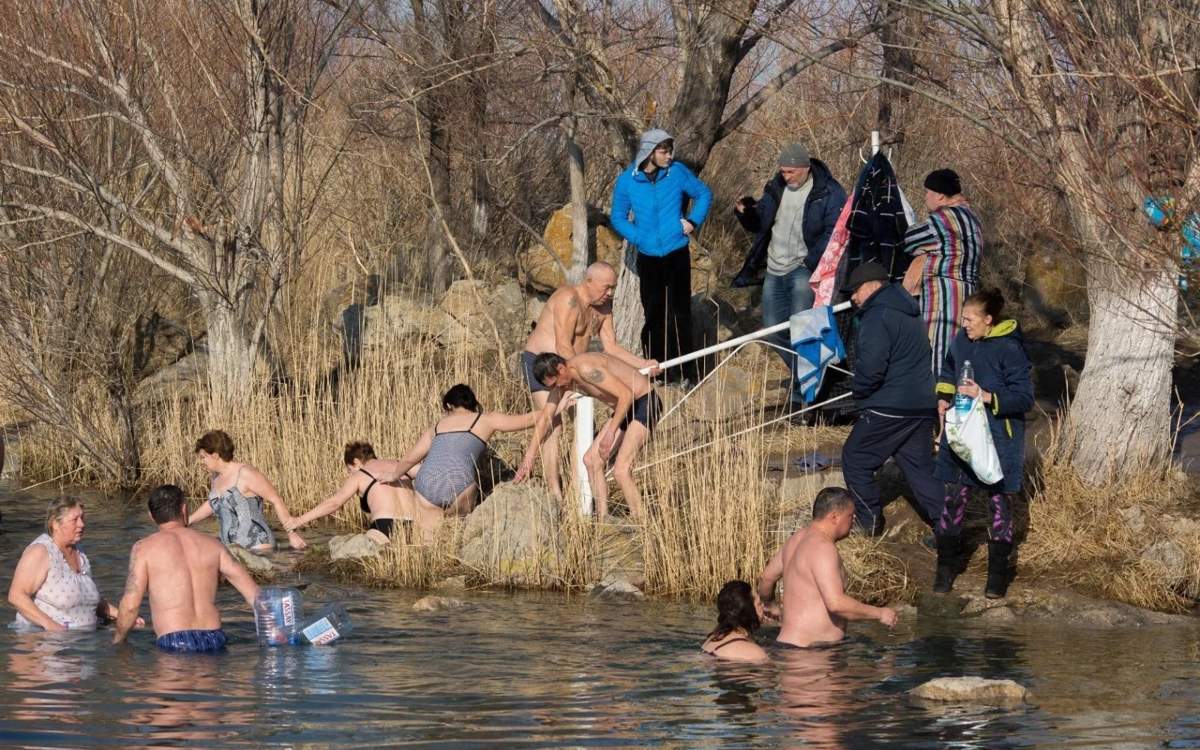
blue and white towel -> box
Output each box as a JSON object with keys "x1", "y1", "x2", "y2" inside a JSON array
[{"x1": 789, "y1": 306, "x2": 846, "y2": 404}]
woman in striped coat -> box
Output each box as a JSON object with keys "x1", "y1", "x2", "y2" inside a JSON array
[{"x1": 902, "y1": 169, "x2": 983, "y2": 372}]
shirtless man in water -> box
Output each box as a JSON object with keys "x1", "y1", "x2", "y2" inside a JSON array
[
  {"x1": 521, "y1": 262, "x2": 657, "y2": 498},
  {"x1": 113, "y1": 484, "x2": 260, "y2": 652},
  {"x1": 515, "y1": 352, "x2": 660, "y2": 517},
  {"x1": 758, "y1": 487, "x2": 897, "y2": 647}
]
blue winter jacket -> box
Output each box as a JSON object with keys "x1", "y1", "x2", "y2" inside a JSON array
[
  {"x1": 851, "y1": 283, "x2": 937, "y2": 415},
  {"x1": 935, "y1": 321, "x2": 1034, "y2": 492},
  {"x1": 610, "y1": 161, "x2": 712, "y2": 257}
]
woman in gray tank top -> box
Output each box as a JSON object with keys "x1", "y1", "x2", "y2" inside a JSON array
[{"x1": 381, "y1": 385, "x2": 537, "y2": 542}]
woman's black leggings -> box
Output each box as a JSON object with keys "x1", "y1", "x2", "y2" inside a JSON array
[{"x1": 637, "y1": 247, "x2": 695, "y2": 379}]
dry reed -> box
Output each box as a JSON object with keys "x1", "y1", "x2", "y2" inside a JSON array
[{"x1": 1019, "y1": 413, "x2": 1200, "y2": 611}]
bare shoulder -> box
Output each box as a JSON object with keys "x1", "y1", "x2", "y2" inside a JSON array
[{"x1": 547, "y1": 286, "x2": 574, "y2": 310}]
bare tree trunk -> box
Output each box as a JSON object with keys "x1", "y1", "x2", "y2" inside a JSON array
[
  {"x1": 564, "y1": 77, "x2": 589, "y2": 284},
  {"x1": 1068, "y1": 258, "x2": 1177, "y2": 478},
  {"x1": 204, "y1": 299, "x2": 259, "y2": 406},
  {"x1": 613, "y1": 244, "x2": 643, "y2": 353}
]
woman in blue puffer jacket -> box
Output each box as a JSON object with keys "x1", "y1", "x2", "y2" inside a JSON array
[{"x1": 932, "y1": 288, "x2": 1033, "y2": 599}]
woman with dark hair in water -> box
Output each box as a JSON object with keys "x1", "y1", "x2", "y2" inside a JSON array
[
  {"x1": 701, "y1": 580, "x2": 769, "y2": 662},
  {"x1": 369, "y1": 384, "x2": 538, "y2": 541}
]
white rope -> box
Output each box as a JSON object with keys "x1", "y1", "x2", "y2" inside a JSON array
[
  {"x1": 624, "y1": 337, "x2": 854, "y2": 475},
  {"x1": 634, "y1": 392, "x2": 853, "y2": 474}
]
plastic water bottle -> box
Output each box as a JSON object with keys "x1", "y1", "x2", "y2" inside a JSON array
[
  {"x1": 254, "y1": 587, "x2": 304, "y2": 646},
  {"x1": 301, "y1": 603, "x2": 354, "y2": 645},
  {"x1": 955, "y1": 360, "x2": 974, "y2": 415}
]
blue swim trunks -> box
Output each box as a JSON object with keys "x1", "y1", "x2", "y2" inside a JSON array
[{"x1": 156, "y1": 629, "x2": 228, "y2": 653}]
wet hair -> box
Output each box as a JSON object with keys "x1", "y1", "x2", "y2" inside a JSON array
[
  {"x1": 148, "y1": 484, "x2": 187, "y2": 524},
  {"x1": 442, "y1": 384, "x2": 482, "y2": 413},
  {"x1": 532, "y1": 353, "x2": 567, "y2": 387},
  {"x1": 965, "y1": 288, "x2": 1005, "y2": 322},
  {"x1": 812, "y1": 487, "x2": 855, "y2": 520},
  {"x1": 708, "y1": 580, "x2": 761, "y2": 641},
  {"x1": 45, "y1": 496, "x2": 83, "y2": 535},
  {"x1": 343, "y1": 441, "x2": 377, "y2": 466},
  {"x1": 195, "y1": 430, "x2": 235, "y2": 461}
]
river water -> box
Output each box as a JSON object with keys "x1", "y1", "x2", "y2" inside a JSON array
[{"x1": 1, "y1": 484, "x2": 1198, "y2": 749}]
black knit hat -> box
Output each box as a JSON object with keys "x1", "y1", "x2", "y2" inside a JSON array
[{"x1": 923, "y1": 168, "x2": 962, "y2": 197}]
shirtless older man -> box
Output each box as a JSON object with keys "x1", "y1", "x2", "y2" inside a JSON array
[
  {"x1": 758, "y1": 487, "x2": 897, "y2": 647},
  {"x1": 521, "y1": 262, "x2": 657, "y2": 497},
  {"x1": 113, "y1": 484, "x2": 260, "y2": 652},
  {"x1": 514, "y1": 351, "x2": 660, "y2": 517}
]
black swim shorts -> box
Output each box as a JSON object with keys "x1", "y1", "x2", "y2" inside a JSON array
[{"x1": 619, "y1": 390, "x2": 662, "y2": 433}]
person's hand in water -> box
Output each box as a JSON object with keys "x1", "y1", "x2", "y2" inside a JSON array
[
  {"x1": 763, "y1": 602, "x2": 782, "y2": 622},
  {"x1": 878, "y1": 607, "x2": 898, "y2": 628},
  {"x1": 287, "y1": 530, "x2": 308, "y2": 551}
]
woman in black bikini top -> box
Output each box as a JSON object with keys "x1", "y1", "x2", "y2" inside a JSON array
[
  {"x1": 702, "y1": 580, "x2": 769, "y2": 663},
  {"x1": 287, "y1": 442, "x2": 404, "y2": 538}
]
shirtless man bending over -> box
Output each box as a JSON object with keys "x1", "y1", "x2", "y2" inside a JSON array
[
  {"x1": 514, "y1": 352, "x2": 660, "y2": 518},
  {"x1": 113, "y1": 484, "x2": 260, "y2": 653},
  {"x1": 521, "y1": 262, "x2": 657, "y2": 498},
  {"x1": 757, "y1": 487, "x2": 897, "y2": 647}
]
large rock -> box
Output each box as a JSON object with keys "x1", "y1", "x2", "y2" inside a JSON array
[
  {"x1": 1023, "y1": 249, "x2": 1086, "y2": 327},
  {"x1": 438, "y1": 279, "x2": 529, "y2": 351},
  {"x1": 459, "y1": 481, "x2": 559, "y2": 585},
  {"x1": 1, "y1": 429, "x2": 19, "y2": 479},
  {"x1": 328, "y1": 532, "x2": 387, "y2": 562},
  {"x1": 363, "y1": 295, "x2": 456, "y2": 346},
  {"x1": 910, "y1": 677, "x2": 1030, "y2": 704},
  {"x1": 520, "y1": 204, "x2": 624, "y2": 293}
]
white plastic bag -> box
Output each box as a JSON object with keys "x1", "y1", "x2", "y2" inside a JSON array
[{"x1": 944, "y1": 396, "x2": 1004, "y2": 485}]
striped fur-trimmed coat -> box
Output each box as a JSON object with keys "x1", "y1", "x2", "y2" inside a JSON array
[{"x1": 903, "y1": 203, "x2": 983, "y2": 373}]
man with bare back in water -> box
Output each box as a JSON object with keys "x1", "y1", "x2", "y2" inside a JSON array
[
  {"x1": 520, "y1": 262, "x2": 657, "y2": 498},
  {"x1": 514, "y1": 351, "x2": 660, "y2": 518},
  {"x1": 113, "y1": 484, "x2": 260, "y2": 652},
  {"x1": 758, "y1": 487, "x2": 897, "y2": 647}
]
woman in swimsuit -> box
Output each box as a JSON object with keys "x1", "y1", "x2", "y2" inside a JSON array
[
  {"x1": 701, "y1": 580, "x2": 769, "y2": 662},
  {"x1": 189, "y1": 430, "x2": 308, "y2": 553},
  {"x1": 381, "y1": 384, "x2": 537, "y2": 542},
  {"x1": 287, "y1": 442, "x2": 406, "y2": 540}
]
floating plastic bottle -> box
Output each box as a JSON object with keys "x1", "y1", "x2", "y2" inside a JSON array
[
  {"x1": 301, "y1": 603, "x2": 353, "y2": 646},
  {"x1": 254, "y1": 587, "x2": 304, "y2": 646},
  {"x1": 955, "y1": 360, "x2": 974, "y2": 415}
]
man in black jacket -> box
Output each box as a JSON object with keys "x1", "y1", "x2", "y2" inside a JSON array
[
  {"x1": 733, "y1": 143, "x2": 846, "y2": 417},
  {"x1": 839, "y1": 262, "x2": 944, "y2": 535}
]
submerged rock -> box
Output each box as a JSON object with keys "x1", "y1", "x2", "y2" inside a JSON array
[
  {"x1": 413, "y1": 595, "x2": 466, "y2": 612},
  {"x1": 911, "y1": 676, "x2": 1029, "y2": 704},
  {"x1": 328, "y1": 532, "x2": 387, "y2": 562},
  {"x1": 226, "y1": 544, "x2": 275, "y2": 581},
  {"x1": 589, "y1": 577, "x2": 645, "y2": 600},
  {"x1": 460, "y1": 481, "x2": 559, "y2": 585}
]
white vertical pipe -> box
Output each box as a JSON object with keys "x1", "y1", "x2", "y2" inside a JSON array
[
  {"x1": 575, "y1": 396, "x2": 594, "y2": 516},
  {"x1": 871, "y1": 130, "x2": 881, "y2": 156}
]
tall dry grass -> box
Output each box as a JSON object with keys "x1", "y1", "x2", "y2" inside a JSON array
[{"x1": 1020, "y1": 415, "x2": 1200, "y2": 611}]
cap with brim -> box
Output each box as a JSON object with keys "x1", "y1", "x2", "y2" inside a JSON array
[{"x1": 840, "y1": 261, "x2": 889, "y2": 294}]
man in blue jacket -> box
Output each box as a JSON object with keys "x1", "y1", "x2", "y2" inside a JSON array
[
  {"x1": 732, "y1": 143, "x2": 846, "y2": 416},
  {"x1": 839, "y1": 262, "x2": 944, "y2": 535},
  {"x1": 610, "y1": 129, "x2": 712, "y2": 384}
]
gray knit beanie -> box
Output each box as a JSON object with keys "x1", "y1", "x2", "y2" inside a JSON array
[{"x1": 778, "y1": 143, "x2": 811, "y2": 168}]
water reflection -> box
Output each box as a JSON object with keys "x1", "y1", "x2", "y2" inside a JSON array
[
  {"x1": 6, "y1": 632, "x2": 95, "y2": 724},
  {"x1": 117, "y1": 651, "x2": 254, "y2": 744}
]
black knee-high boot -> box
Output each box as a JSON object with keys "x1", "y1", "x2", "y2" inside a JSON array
[
  {"x1": 933, "y1": 534, "x2": 962, "y2": 593},
  {"x1": 986, "y1": 541, "x2": 1013, "y2": 599}
]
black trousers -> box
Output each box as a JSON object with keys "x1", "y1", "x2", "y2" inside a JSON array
[
  {"x1": 841, "y1": 410, "x2": 945, "y2": 533},
  {"x1": 637, "y1": 247, "x2": 696, "y2": 380}
]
